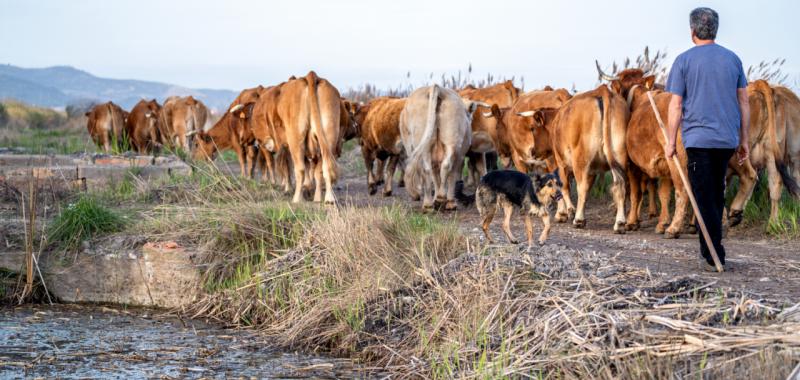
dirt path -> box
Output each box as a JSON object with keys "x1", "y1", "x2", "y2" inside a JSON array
[{"x1": 334, "y1": 165, "x2": 800, "y2": 302}]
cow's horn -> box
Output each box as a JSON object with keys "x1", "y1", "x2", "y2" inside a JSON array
[
  {"x1": 185, "y1": 130, "x2": 197, "y2": 137},
  {"x1": 229, "y1": 104, "x2": 244, "y2": 113},
  {"x1": 516, "y1": 111, "x2": 536, "y2": 117},
  {"x1": 145, "y1": 112, "x2": 153, "y2": 118},
  {"x1": 595, "y1": 60, "x2": 619, "y2": 81},
  {"x1": 482, "y1": 111, "x2": 494, "y2": 118},
  {"x1": 473, "y1": 101, "x2": 491, "y2": 108}
]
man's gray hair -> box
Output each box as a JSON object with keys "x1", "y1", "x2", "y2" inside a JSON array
[{"x1": 690, "y1": 7, "x2": 719, "y2": 40}]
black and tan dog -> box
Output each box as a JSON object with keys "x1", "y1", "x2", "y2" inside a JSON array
[{"x1": 456, "y1": 170, "x2": 562, "y2": 246}]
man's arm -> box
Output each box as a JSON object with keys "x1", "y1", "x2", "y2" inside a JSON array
[
  {"x1": 665, "y1": 94, "x2": 682, "y2": 158},
  {"x1": 737, "y1": 87, "x2": 750, "y2": 164}
]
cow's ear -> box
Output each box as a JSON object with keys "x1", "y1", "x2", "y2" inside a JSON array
[
  {"x1": 643, "y1": 75, "x2": 656, "y2": 90},
  {"x1": 85, "y1": 111, "x2": 91, "y2": 117},
  {"x1": 504, "y1": 80, "x2": 514, "y2": 90},
  {"x1": 490, "y1": 104, "x2": 502, "y2": 120},
  {"x1": 533, "y1": 110, "x2": 546, "y2": 128},
  {"x1": 610, "y1": 81, "x2": 623, "y2": 94}
]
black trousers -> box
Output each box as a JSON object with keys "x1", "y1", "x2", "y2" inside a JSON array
[{"x1": 686, "y1": 147, "x2": 735, "y2": 266}]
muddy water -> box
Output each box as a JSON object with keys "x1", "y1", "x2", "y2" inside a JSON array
[{"x1": 0, "y1": 305, "x2": 365, "y2": 379}]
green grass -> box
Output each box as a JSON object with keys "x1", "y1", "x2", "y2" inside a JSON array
[
  {"x1": 0, "y1": 128, "x2": 96, "y2": 154},
  {"x1": 47, "y1": 195, "x2": 127, "y2": 252}
]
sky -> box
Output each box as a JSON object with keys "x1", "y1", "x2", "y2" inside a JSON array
[{"x1": 1, "y1": 0, "x2": 798, "y2": 92}]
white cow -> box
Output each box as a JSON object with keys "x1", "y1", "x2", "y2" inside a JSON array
[{"x1": 400, "y1": 85, "x2": 479, "y2": 210}]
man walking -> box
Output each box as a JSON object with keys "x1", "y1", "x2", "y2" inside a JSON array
[{"x1": 664, "y1": 7, "x2": 750, "y2": 271}]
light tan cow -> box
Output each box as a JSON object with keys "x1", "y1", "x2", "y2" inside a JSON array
[
  {"x1": 125, "y1": 99, "x2": 161, "y2": 154},
  {"x1": 400, "y1": 85, "x2": 476, "y2": 210},
  {"x1": 551, "y1": 85, "x2": 629, "y2": 232},
  {"x1": 458, "y1": 80, "x2": 521, "y2": 184},
  {"x1": 274, "y1": 71, "x2": 341, "y2": 204},
  {"x1": 727, "y1": 80, "x2": 800, "y2": 225},
  {"x1": 159, "y1": 96, "x2": 210, "y2": 151},
  {"x1": 353, "y1": 96, "x2": 407, "y2": 196},
  {"x1": 85, "y1": 102, "x2": 127, "y2": 153}
]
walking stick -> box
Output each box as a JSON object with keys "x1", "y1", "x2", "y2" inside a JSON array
[{"x1": 647, "y1": 91, "x2": 724, "y2": 273}]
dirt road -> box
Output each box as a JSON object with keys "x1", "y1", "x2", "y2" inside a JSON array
[{"x1": 333, "y1": 159, "x2": 800, "y2": 302}]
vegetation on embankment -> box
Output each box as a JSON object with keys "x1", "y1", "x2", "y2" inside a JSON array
[{"x1": 0, "y1": 100, "x2": 96, "y2": 154}]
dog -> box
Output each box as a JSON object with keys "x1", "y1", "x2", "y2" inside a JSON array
[{"x1": 456, "y1": 169, "x2": 562, "y2": 246}]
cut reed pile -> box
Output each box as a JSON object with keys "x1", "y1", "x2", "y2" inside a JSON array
[{"x1": 175, "y1": 202, "x2": 800, "y2": 378}]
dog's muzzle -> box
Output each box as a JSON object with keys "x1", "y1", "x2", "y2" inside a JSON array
[{"x1": 553, "y1": 191, "x2": 563, "y2": 201}]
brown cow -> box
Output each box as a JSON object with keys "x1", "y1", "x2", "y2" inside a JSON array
[
  {"x1": 458, "y1": 80, "x2": 521, "y2": 184},
  {"x1": 624, "y1": 86, "x2": 690, "y2": 237},
  {"x1": 273, "y1": 71, "x2": 341, "y2": 204},
  {"x1": 775, "y1": 85, "x2": 800, "y2": 184},
  {"x1": 727, "y1": 80, "x2": 800, "y2": 225},
  {"x1": 85, "y1": 102, "x2": 127, "y2": 153},
  {"x1": 551, "y1": 85, "x2": 629, "y2": 233},
  {"x1": 125, "y1": 99, "x2": 162, "y2": 154},
  {"x1": 192, "y1": 102, "x2": 256, "y2": 176},
  {"x1": 598, "y1": 65, "x2": 664, "y2": 224},
  {"x1": 353, "y1": 97, "x2": 407, "y2": 196},
  {"x1": 159, "y1": 96, "x2": 210, "y2": 151},
  {"x1": 485, "y1": 88, "x2": 572, "y2": 173}
]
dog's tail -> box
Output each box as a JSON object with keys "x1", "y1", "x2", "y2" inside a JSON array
[{"x1": 454, "y1": 180, "x2": 476, "y2": 205}]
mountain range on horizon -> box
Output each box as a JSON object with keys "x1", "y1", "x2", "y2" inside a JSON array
[{"x1": 0, "y1": 64, "x2": 238, "y2": 111}]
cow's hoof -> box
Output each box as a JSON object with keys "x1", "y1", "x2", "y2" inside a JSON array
[
  {"x1": 422, "y1": 204, "x2": 435, "y2": 213},
  {"x1": 368, "y1": 184, "x2": 377, "y2": 195},
  {"x1": 509, "y1": 239, "x2": 519, "y2": 244},
  {"x1": 555, "y1": 213, "x2": 569, "y2": 223},
  {"x1": 728, "y1": 210, "x2": 743, "y2": 227},
  {"x1": 625, "y1": 222, "x2": 639, "y2": 231},
  {"x1": 410, "y1": 194, "x2": 421, "y2": 201},
  {"x1": 685, "y1": 225, "x2": 698, "y2": 234},
  {"x1": 375, "y1": 179, "x2": 385, "y2": 187},
  {"x1": 654, "y1": 223, "x2": 667, "y2": 234},
  {"x1": 382, "y1": 190, "x2": 392, "y2": 197},
  {"x1": 613, "y1": 221, "x2": 626, "y2": 234},
  {"x1": 398, "y1": 180, "x2": 405, "y2": 188},
  {"x1": 664, "y1": 229, "x2": 680, "y2": 239},
  {"x1": 444, "y1": 201, "x2": 457, "y2": 211},
  {"x1": 573, "y1": 219, "x2": 586, "y2": 229}
]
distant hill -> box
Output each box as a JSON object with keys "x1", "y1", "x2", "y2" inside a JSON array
[{"x1": 0, "y1": 64, "x2": 238, "y2": 111}]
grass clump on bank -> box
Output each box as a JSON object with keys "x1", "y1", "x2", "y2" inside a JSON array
[{"x1": 47, "y1": 195, "x2": 126, "y2": 251}]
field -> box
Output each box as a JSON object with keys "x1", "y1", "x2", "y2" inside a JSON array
[
  {"x1": 2, "y1": 125, "x2": 800, "y2": 378},
  {"x1": 2, "y1": 61, "x2": 800, "y2": 377}
]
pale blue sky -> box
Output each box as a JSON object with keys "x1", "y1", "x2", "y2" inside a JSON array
[{"x1": 1, "y1": 0, "x2": 798, "y2": 91}]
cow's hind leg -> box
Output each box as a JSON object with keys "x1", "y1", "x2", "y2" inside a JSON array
[
  {"x1": 656, "y1": 177, "x2": 673, "y2": 235},
  {"x1": 383, "y1": 155, "x2": 400, "y2": 197},
  {"x1": 572, "y1": 167, "x2": 594, "y2": 229},
  {"x1": 555, "y1": 165, "x2": 574, "y2": 223},
  {"x1": 728, "y1": 160, "x2": 757, "y2": 227},
  {"x1": 766, "y1": 156, "x2": 783, "y2": 224},
  {"x1": 626, "y1": 167, "x2": 643, "y2": 231},
  {"x1": 646, "y1": 179, "x2": 658, "y2": 219}
]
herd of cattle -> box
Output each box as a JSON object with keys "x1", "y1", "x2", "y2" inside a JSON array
[{"x1": 84, "y1": 66, "x2": 800, "y2": 237}]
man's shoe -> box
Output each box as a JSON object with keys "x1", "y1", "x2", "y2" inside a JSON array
[{"x1": 699, "y1": 261, "x2": 724, "y2": 272}]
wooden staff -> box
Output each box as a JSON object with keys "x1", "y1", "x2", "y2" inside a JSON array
[{"x1": 647, "y1": 91, "x2": 724, "y2": 273}]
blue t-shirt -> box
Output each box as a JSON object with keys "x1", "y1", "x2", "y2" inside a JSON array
[{"x1": 665, "y1": 44, "x2": 747, "y2": 149}]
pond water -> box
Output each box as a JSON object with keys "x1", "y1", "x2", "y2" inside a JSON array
[{"x1": 0, "y1": 304, "x2": 365, "y2": 379}]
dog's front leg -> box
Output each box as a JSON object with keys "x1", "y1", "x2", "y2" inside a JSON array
[
  {"x1": 501, "y1": 203, "x2": 518, "y2": 244},
  {"x1": 524, "y1": 213, "x2": 534, "y2": 248},
  {"x1": 538, "y1": 212, "x2": 552, "y2": 245}
]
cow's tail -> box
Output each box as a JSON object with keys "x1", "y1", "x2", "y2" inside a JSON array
[
  {"x1": 778, "y1": 163, "x2": 800, "y2": 197},
  {"x1": 598, "y1": 90, "x2": 624, "y2": 184},
  {"x1": 454, "y1": 180, "x2": 476, "y2": 205},
  {"x1": 406, "y1": 85, "x2": 440, "y2": 191},
  {"x1": 306, "y1": 71, "x2": 338, "y2": 182}
]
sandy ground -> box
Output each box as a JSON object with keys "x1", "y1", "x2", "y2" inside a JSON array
[{"x1": 331, "y1": 154, "x2": 800, "y2": 303}]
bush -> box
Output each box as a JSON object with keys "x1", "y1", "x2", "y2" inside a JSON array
[{"x1": 47, "y1": 195, "x2": 126, "y2": 251}]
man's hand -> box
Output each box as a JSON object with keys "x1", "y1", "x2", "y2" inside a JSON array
[
  {"x1": 664, "y1": 142, "x2": 677, "y2": 159},
  {"x1": 737, "y1": 143, "x2": 749, "y2": 165}
]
